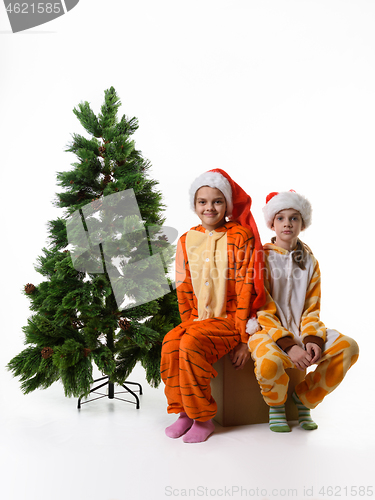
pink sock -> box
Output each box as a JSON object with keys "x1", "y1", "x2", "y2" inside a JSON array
[
  {"x1": 182, "y1": 419, "x2": 215, "y2": 443},
  {"x1": 165, "y1": 412, "x2": 193, "y2": 438}
]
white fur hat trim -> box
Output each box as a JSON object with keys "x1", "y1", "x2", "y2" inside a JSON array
[
  {"x1": 263, "y1": 191, "x2": 312, "y2": 229},
  {"x1": 246, "y1": 317, "x2": 261, "y2": 336},
  {"x1": 189, "y1": 171, "x2": 233, "y2": 217}
]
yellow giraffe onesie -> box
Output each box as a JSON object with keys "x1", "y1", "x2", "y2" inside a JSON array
[{"x1": 249, "y1": 243, "x2": 359, "y2": 409}]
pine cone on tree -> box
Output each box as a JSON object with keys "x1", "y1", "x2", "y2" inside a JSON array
[
  {"x1": 24, "y1": 283, "x2": 36, "y2": 294},
  {"x1": 117, "y1": 158, "x2": 126, "y2": 167},
  {"x1": 98, "y1": 146, "x2": 106, "y2": 156},
  {"x1": 103, "y1": 174, "x2": 112, "y2": 186},
  {"x1": 83, "y1": 348, "x2": 91, "y2": 358},
  {"x1": 41, "y1": 347, "x2": 54, "y2": 359},
  {"x1": 119, "y1": 318, "x2": 131, "y2": 331}
]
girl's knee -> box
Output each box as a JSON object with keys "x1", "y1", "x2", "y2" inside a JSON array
[
  {"x1": 350, "y1": 337, "x2": 359, "y2": 356},
  {"x1": 347, "y1": 337, "x2": 359, "y2": 366},
  {"x1": 340, "y1": 335, "x2": 359, "y2": 361},
  {"x1": 248, "y1": 332, "x2": 271, "y2": 354},
  {"x1": 162, "y1": 333, "x2": 175, "y2": 351},
  {"x1": 254, "y1": 354, "x2": 284, "y2": 383},
  {"x1": 162, "y1": 325, "x2": 185, "y2": 345},
  {"x1": 180, "y1": 330, "x2": 202, "y2": 353},
  {"x1": 162, "y1": 328, "x2": 185, "y2": 357}
]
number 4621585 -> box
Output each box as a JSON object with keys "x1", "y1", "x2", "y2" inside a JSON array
[
  {"x1": 318, "y1": 486, "x2": 373, "y2": 496},
  {"x1": 6, "y1": 3, "x2": 62, "y2": 14}
]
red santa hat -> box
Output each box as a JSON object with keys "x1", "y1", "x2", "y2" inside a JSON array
[
  {"x1": 189, "y1": 168, "x2": 266, "y2": 331},
  {"x1": 189, "y1": 170, "x2": 234, "y2": 217},
  {"x1": 263, "y1": 190, "x2": 313, "y2": 229}
]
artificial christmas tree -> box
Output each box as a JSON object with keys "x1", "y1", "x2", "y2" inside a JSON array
[{"x1": 8, "y1": 87, "x2": 180, "y2": 405}]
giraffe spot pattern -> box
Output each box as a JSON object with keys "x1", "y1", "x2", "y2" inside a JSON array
[
  {"x1": 350, "y1": 353, "x2": 359, "y2": 368},
  {"x1": 275, "y1": 373, "x2": 289, "y2": 386},
  {"x1": 250, "y1": 331, "x2": 358, "y2": 409},
  {"x1": 257, "y1": 339, "x2": 273, "y2": 358},
  {"x1": 260, "y1": 358, "x2": 279, "y2": 380},
  {"x1": 325, "y1": 352, "x2": 344, "y2": 388},
  {"x1": 305, "y1": 387, "x2": 328, "y2": 405}
]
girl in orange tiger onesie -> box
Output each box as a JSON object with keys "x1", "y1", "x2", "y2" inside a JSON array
[
  {"x1": 160, "y1": 169, "x2": 265, "y2": 443},
  {"x1": 248, "y1": 190, "x2": 359, "y2": 432}
]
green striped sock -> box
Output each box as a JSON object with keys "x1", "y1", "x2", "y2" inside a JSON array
[
  {"x1": 269, "y1": 404, "x2": 291, "y2": 432},
  {"x1": 292, "y1": 391, "x2": 318, "y2": 430}
]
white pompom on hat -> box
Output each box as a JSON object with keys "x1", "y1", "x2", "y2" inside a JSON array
[
  {"x1": 189, "y1": 171, "x2": 233, "y2": 217},
  {"x1": 263, "y1": 190, "x2": 313, "y2": 229}
]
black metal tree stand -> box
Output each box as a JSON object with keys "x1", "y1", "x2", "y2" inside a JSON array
[
  {"x1": 77, "y1": 376, "x2": 142, "y2": 409},
  {"x1": 77, "y1": 324, "x2": 143, "y2": 410}
]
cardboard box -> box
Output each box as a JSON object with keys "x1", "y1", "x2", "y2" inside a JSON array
[{"x1": 211, "y1": 354, "x2": 305, "y2": 426}]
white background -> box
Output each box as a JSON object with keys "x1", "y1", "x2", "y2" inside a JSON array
[{"x1": 1, "y1": 1, "x2": 374, "y2": 499}]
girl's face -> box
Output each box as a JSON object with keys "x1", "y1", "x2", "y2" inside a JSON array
[
  {"x1": 195, "y1": 186, "x2": 227, "y2": 231},
  {"x1": 272, "y1": 208, "x2": 305, "y2": 250}
]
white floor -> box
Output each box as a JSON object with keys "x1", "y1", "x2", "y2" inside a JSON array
[{"x1": 1, "y1": 352, "x2": 373, "y2": 500}]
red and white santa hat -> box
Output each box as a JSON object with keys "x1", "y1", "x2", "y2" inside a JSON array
[
  {"x1": 263, "y1": 190, "x2": 313, "y2": 229},
  {"x1": 189, "y1": 168, "x2": 259, "y2": 234},
  {"x1": 189, "y1": 170, "x2": 234, "y2": 217},
  {"x1": 189, "y1": 168, "x2": 266, "y2": 330}
]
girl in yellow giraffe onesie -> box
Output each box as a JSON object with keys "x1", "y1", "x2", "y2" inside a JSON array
[{"x1": 248, "y1": 190, "x2": 359, "y2": 432}]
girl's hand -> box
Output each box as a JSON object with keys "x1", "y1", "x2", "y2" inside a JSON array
[
  {"x1": 286, "y1": 345, "x2": 312, "y2": 370},
  {"x1": 305, "y1": 342, "x2": 322, "y2": 364},
  {"x1": 229, "y1": 343, "x2": 250, "y2": 370}
]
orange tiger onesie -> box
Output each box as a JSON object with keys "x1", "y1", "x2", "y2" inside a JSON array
[{"x1": 161, "y1": 221, "x2": 258, "y2": 422}]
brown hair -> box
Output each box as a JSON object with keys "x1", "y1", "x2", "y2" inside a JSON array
[{"x1": 271, "y1": 236, "x2": 313, "y2": 270}]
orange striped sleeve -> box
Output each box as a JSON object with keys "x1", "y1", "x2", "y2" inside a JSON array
[{"x1": 230, "y1": 225, "x2": 256, "y2": 343}]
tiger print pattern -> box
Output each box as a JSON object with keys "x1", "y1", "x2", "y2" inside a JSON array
[
  {"x1": 161, "y1": 318, "x2": 241, "y2": 421},
  {"x1": 161, "y1": 222, "x2": 257, "y2": 421}
]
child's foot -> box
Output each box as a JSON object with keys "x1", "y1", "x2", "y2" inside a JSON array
[
  {"x1": 182, "y1": 419, "x2": 215, "y2": 443},
  {"x1": 292, "y1": 391, "x2": 318, "y2": 430},
  {"x1": 165, "y1": 412, "x2": 193, "y2": 438},
  {"x1": 269, "y1": 404, "x2": 291, "y2": 432}
]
